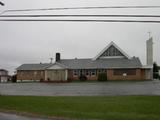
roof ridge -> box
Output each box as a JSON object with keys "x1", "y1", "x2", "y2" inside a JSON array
[
  {"x1": 22, "y1": 63, "x2": 51, "y2": 65},
  {"x1": 61, "y1": 58, "x2": 92, "y2": 60}
]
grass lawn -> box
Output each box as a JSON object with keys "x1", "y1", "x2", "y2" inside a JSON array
[{"x1": 0, "y1": 96, "x2": 160, "y2": 120}]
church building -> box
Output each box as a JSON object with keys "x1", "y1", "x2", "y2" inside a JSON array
[{"x1": 16, "y1": 40, "x2": 153, "y2": 82}]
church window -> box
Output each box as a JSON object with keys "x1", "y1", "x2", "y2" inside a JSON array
[
  {"x1": 91, "y1": 70, "x2": 96, "y2": 76},
  {"x1": 100, "y1": 45, "x2": 124, "y2": 57},
  {"x1": 73, "y1": 70, "x2": 78, "y2": 76}
]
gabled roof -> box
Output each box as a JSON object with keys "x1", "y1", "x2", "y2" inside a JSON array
[
  {"x1": 17, "y1": 57, "x2": 142, "y2": 71},
  {"x1": 59, "y1": 57, "x2": 142, "y2": 69},
  {"x1": 46, "y1": 62, "x2": 68, "y2": 70},
  {"x1": 16, "y1": 63, "x2": 51, "y2": 70},
  {"x1": 92, "y1": 41, "x2": 130, "y2": 60},
  {"x1": 16, "y1": 62, "x2": 68, "y2": 71},
  {"x1": 0, "y1": 69, "x2": 8, "y2": 72},
  {"x1": 16, "y1": 41, "x2": 142, "y2": 70}
]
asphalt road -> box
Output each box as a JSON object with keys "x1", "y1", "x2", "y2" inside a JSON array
[
  {"x1": 0, "y1": 80, "x2": 160, "y2": 96},
  {"x1": 0, "y1": 112, "x2": 51, "y2": 120}
]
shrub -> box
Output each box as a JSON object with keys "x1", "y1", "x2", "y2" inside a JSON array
[
  {"x1": 67, "y1": 77, "x2": 72, "y2": 82},
  {"x1": 98, "y1": 73, "x2": 107, "y2": 81},
  {"x1": 153, "y1": 72, "x2": 159, "y2": 79},
  {"x1": 11, "y1": 74, "x2": 17, "y2": 83},
  {"x1": 40, "y1": 78, "x2": 44, "y2": 82},
  {"x1": 79, "y1": 75, "x2": 87, "y2": 81},
  {"x1": 153, "y1": 62, "x2": 159, "y2": 79}
]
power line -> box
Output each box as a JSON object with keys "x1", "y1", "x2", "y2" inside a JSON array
[
  {"x1": 1, "y1": 14, "x2": 160, "y2": 18},
  {"x1": 0, "y1": 1, "x2": 4, "y2": 6},
  {"x1": 1, "y1": 19, "x2": 160, "y2": 23},
  {"x1": 1, "y1": 6, "x2": 160, "y2": 14}
]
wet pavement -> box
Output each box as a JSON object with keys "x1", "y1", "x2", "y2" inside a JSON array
[
  {"x1": 0, "y1": 80, "x2": 160, "y2": 96},
  {"x1": 0, "y1": 112, "x2": 51, "y2": 120}
]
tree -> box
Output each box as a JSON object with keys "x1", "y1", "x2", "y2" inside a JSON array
[
  {"x1": 153, "y1": 62, "x2": 159, "y2": 79},
  {"x1": 98, "y1": 73, "x2": 107, "y2": 81}
]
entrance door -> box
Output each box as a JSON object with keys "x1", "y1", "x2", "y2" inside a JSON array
[
  {"x1": 47, "y1": 70, "x2": 66, "y2": 81},
  {"x1": 145, "y1": 69, "x2": 151, "y2": 80}
]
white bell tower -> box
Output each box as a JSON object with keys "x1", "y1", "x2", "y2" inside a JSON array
[{"x1": 146, "y1": 35, "x2": 153, "y2": 66}]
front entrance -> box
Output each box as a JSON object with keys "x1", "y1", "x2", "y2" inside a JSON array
[
  {"x1": 145, "y1": 69, "x2": 151, "y2": 80},
  {"x1": 46, "y1": 70, "x2": 66, "y2": 81}
]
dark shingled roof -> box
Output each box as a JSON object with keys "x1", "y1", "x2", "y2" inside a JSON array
[
  {"x1": 0, "y1": 69, "x2": 8, "y2": 72},
  {"x1": 17, "y1": 57, "x2": 142, "y2": 70},
  {"x1": 59, "y1": 57, "x2": 142, "y2": 69},
  {"x1": 16, "y1": 63, "x2": 51, "y2": 70}
]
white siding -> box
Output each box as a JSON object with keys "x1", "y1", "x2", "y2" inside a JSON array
[
  {"x1": 46, "y1": 70, "x2": 66, "y2": 81},
  {"x1": 0, "y1": 76, "x2": 8, "y2": 82}
]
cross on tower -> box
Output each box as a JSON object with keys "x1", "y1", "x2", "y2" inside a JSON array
[
  {"x1": 148, "y1": 31, "x2": 151, "y2": 38},
  {"x1": 50, "y1": 58, "x2": 53, "y2": 63}
]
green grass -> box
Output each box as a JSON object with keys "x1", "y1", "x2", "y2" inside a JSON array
[{"x1": 0, "y1": 96, "x2": 160, "y2": 120}]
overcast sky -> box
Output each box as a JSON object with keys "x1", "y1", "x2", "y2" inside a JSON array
[{"x1": 0, "y1": 0, "x2": 160, "y2": 74}]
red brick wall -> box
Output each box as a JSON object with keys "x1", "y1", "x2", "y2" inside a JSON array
[
  {"x1": 68, "y1": 69, "x2": 144, "y2": 81},
  {"x1": 17, "y1": 69, "x2": 149, "y2": 81},
  {"x1": 17, "y1": 70, "x2": 45, "y2": 80},
  {"x1": 140, "y1": 69, "x2": 146, "y2": 80},
  {"x1": 67, "y1": 70, "x2": 98, "y2": 81},
  {"x1": 107, "y1": 69, "x2": 142, "y2": 80}
]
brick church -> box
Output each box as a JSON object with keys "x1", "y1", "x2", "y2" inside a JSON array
[{"x1": 17, "y1": 39, "x2": 153, "y2": 82}]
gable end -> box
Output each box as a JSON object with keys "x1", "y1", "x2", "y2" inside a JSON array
[{"x1": 93, "y1": 41, "x2": 130, "y2": 60}]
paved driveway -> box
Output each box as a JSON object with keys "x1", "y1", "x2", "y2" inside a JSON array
[{"x1": 0, "y1": 81, "x2": 160, "y2": 96}]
